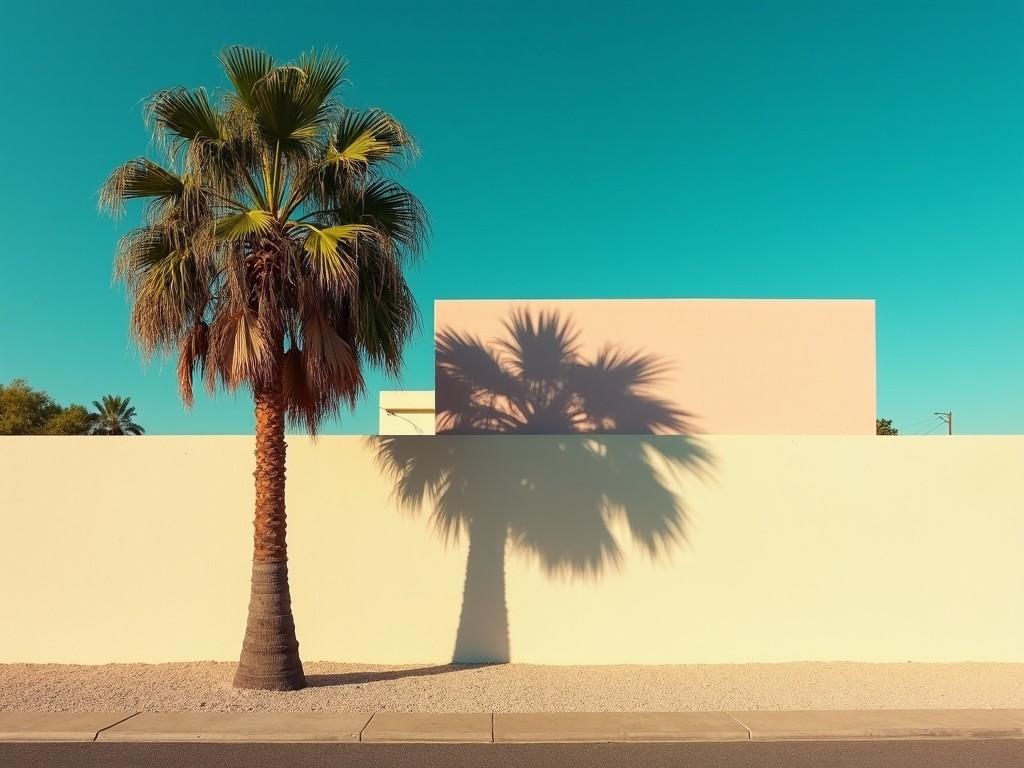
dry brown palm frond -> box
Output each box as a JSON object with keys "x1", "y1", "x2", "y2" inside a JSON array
[
  {"x1": 282, "y1": 345, "x2": 317, "y2": 433},
  {"x1": 208, "y1": 307, "x2": 273, "y2": 389},
  {"x1": 177, "y1": 321, "x2": 210, "y2": 407},
  {"x1": 300, "y1": 308, "x2": 361, "y2": 396}
]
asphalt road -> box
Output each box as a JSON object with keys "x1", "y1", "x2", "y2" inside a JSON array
[{"x1": 3, "y1": 740, "x2": 1024, "y2": 768}]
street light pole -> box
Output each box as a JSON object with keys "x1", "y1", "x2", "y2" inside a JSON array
[{"x1": 934, "y1": 411, "x2": 952, "y2": 435}]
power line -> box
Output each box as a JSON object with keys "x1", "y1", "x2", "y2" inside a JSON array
[
  {"x1": 908, "y1": 416, "x2": 944, "y2": 434},
  {"x1": 904, "y1": 414, "x2": 943, "y2": 430}
]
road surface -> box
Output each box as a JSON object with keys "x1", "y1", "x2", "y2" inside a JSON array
[{"x1": 3, "y1": 739, "x2": 1023, "y2": 767}]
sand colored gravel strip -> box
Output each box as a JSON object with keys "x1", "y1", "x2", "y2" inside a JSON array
[{"x1": 1, "y1": 662, "x2": 1022, "y2": 714}]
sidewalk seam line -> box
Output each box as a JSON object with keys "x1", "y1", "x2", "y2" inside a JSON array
[
  {"x1": 92, "y1": 712, "x2": 141, "y2": 743},
  {"x1": 359, "y1": 712, "x2": 377, "y2": 743},
  {"x1": 724, "y1": 711, "x2": 752, "y2": 740}
]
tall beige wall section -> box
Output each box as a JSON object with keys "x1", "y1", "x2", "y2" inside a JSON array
[
  {"x1": 1, "y1": 435, "x2": 1021, "y2": 664},
  {"x1": 434, "y1": 299, "x2": 876, "y2": 434}
]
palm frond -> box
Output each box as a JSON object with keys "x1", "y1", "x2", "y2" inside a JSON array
[
  {"x1": 220, "y1": 46, "x2": 274, "y2": 109},
  {"x1": 147, "y1": 88, "x2": 224, "y2": 149},
  {"x1": 299, "y1": 307, "x2": 364, "y2": 418},
  {"x1": 296, "y1": 49, "x2": 347, "y2": 118},
  {"x1": 250, "y1": 64, "x2": 335, "y2": 152},
  {"x1": 214, "y1": 208, "x2": 274, "y2": 240},
  {"x1": 87, "y1": 395, "x2": 145, "y2": 436},
  {"x1": 115, "y1": 226, "x2": 211, "y2": 353},
  {"x1": 282, "y1": 345, "x2": 316, "y2": 432},
  {"x1": 328, "y1": 108, "x2": 413, "y2": 167},
  {"x1": 352, "y1": 255, "x2": 418, "y2": 376},
  {"x1": 177, "y1": 321, "x2": 209, "y2": 407},
  {"x1": 209, "y1": 308, "x2": 272, "y2": 388},
  {"x1": 348, "y1": 179, "x2": 428, "y2": 256},
  {"x1": 100, "y1": 159, "x2": 183, "y2": 212},
  {"x1": 296, "y1": 223, "x2": 370, "y2": 289}
]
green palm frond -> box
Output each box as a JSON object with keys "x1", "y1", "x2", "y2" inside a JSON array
[
  {"x1": 220, "y1": 46, "x2": 275, "y2": 109},
  {"x1": 214, "y1": 208, "x2": 275, "y2": 240},
  {"x1": 88, "y1": 395, "x2": 145, "y2": 435},
  {"x1": 310, "y1": 178, "x2": 427, "y2": 257},
  {"x1": 249, "y1": 59, "x2": 339, "y2": 151},
  {"x1": 328, "y1": 108, "x2": 413, "y2": 167},
  {"x1": 350, "y1": 178, "x2": 428, "y2": 254},
  {"x1": 298, "y1": 223, "x2": 372, "y2": 254},
  {"x1": 148, "y1": 88, "x2": 224, "y2": 148},
  {"x1": 296, "y1": 223, "x2": 371, "y2": 288},
  {"x1": 296, "y1": 50, "x2": 347, "y2": 118},
  {"x1": 352, "y1": 255, "x2": 417, "y2": 376},
  {"x1": 100, "y1": 159, "x2": 184, "y2": 211}
]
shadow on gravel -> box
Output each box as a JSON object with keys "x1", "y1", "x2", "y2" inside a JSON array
[{"x1": 305, "y1": 663, "x2": 502, "y2": 687}]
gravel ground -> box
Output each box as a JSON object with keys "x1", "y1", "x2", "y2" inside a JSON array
[{"x1": 1, "y1": 662, "x2": 1021, "y2": 713}]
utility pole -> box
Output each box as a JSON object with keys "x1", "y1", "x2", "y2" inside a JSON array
[{"x1": 934, "y1": 411, "x2": 952, "y2": 435}]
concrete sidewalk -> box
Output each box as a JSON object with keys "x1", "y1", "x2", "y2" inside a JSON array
[{"x1": 2, "y1": 710, "x2": 1023, "y2": 744}]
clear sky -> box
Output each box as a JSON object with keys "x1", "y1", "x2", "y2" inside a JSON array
[{"x1": 0, "y1": 1, "x2": 1021, "y2": 434}]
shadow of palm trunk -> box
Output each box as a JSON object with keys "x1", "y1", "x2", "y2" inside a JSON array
[{"x1": 453, "y1": 517, "x2": 511, "y2": 662}]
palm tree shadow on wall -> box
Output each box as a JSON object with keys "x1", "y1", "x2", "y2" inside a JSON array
[{"x1": 374, "y1": 309, "x2": 714, "y2": 663}]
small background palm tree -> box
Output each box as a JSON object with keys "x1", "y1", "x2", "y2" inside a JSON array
[
  {"x1": 376, "y1": 309, "x2": 713, "y2": 662},
  {"x1": 87, "y1": 395, "x2": 145, "y2": 435}
]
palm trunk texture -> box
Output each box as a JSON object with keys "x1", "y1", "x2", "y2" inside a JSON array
[{"x1": 233, "y1": 372, "x2": 306, "y2": 690}]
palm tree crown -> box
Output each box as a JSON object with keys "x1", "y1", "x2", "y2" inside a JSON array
[
  {"x1": 101, "y1": 46, "x2": 427, "y2": 432},
  {"x1": 88, "y1": 395, "x2": 145, "y2": 435}
]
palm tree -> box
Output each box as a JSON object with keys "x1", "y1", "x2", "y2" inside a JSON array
[
  {"x1": 377, "y1": 310, "x2": 712, "y2": 662},
  {"x1": 101, "y1": 47, "x2": 427, "y2": 690},
  {"x1": 88, "y1": 395, "x2": 145, "y2": 435}
]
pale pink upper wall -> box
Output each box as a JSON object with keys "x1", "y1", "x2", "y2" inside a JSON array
[{"x1": 434, "y1": 299, "x2": 876, "y2": 434}]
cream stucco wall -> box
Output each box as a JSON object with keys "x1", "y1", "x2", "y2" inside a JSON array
[
  {"x1": 434, "y1": 299, "x2": 876, "y2": 434},
  {"x1": 1, "y1": 435, "x2": 1021, "y2": 664}
]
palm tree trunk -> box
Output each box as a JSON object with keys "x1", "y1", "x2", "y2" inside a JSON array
[
  {"x1": 233, "y1": 365, "x2": 306, "y2": 691},
  {"x1": 452, "y1": 517, "x2": 510, "y2": 663}
]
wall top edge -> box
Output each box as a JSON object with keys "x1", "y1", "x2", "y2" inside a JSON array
[
  {"x1": 2, "y1": 434, "x2": 1021, "y2": 441},
  {"x1": 433, "y1": 298, "x2": 877, "y2": 305}
]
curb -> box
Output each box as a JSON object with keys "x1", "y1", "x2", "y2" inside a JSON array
[{"x1": 1, "y1": 709, "x2": 1023, "y2": 744}]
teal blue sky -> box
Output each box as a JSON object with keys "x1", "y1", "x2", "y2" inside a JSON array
[{"x1": 1, "y1": 1, "x2": 1021, "y2": 434}]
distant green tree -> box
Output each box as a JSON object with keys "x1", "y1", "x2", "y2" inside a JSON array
[
  {"x1": 88, "y1": 395, "x2": 145, "y2": 435},
  {"x1": 0, "y1": 379, "x2": 59, "y2": 434},
  {"x1": 876, "y1": 418, "x2": 899, "y2": 435},
  {"x1": 0, "y1": 379, "x2": 91, "y2": 435},
  {"x1": 43, "y1": 405, "x2": 94, "y2": 435}
]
